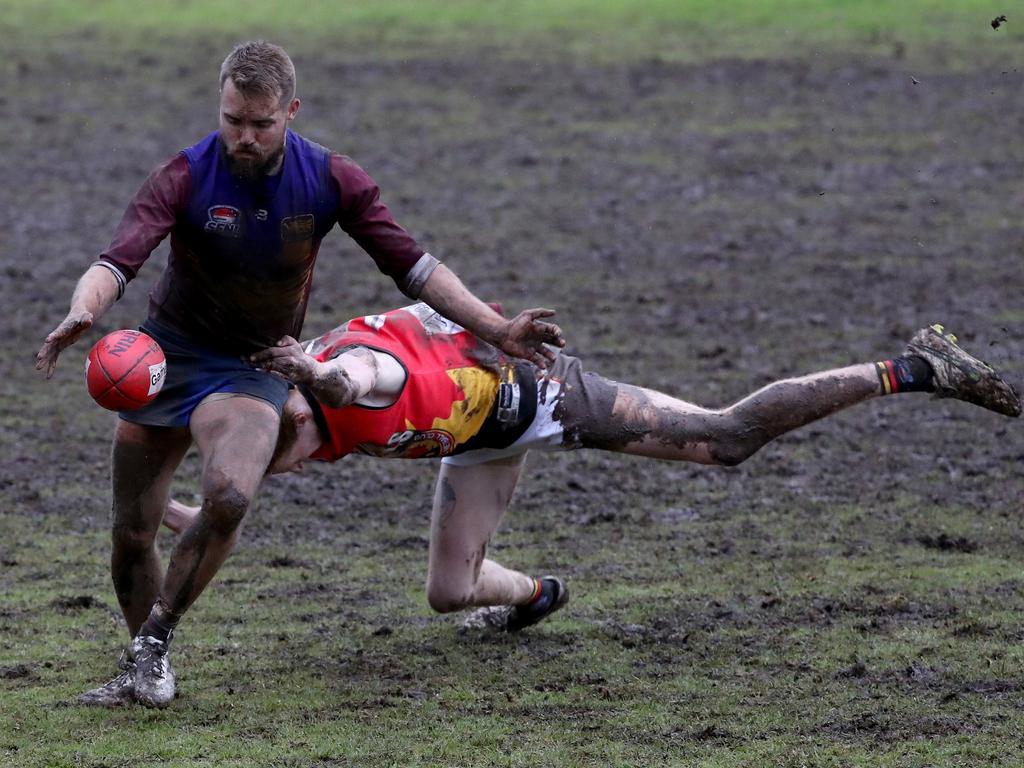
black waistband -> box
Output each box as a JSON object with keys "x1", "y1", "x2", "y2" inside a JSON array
[{"x1": 457, "y1": 361, "x2": 538, "y2": 454}]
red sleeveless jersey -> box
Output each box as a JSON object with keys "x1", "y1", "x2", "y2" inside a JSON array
[{"x1": 307, "y1": 304, "x2": 504, "y2": 460}]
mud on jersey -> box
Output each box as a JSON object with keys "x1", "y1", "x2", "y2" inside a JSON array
[{"x1": 307, "y1": 304, "x2": 535, "y2": 460}]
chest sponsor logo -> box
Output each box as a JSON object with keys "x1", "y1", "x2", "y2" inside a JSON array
[
  {"x1": 205, "y1": 205, "x2": 241, "y2": 236},
  {"x1": 364, "y1": 428, "x2": 456, "y2": 458},
  {"x1": 281, "y1": 214, "x2": 315, "y2": 242}
]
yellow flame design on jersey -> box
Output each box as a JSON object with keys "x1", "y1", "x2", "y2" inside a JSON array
[{"x1": 403, "y1": 367, "x2": 499, "y2": 445}]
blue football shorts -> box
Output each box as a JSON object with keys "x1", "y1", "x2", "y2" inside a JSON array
[{"x1": 118, "y1": 319, "x2": 290, "y2": 429}]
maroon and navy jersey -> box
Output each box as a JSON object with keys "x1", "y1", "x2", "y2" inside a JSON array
[
  {"x1": 306, "y1": 304, "x2": 535, "y2": 460},
  {"x1": 98, "y1": 130, "x2": 427, "y2": 353}
]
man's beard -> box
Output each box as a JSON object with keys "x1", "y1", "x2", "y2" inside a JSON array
[{"x1": 219, "y1": 136, "x2": 285, "y2": 180}]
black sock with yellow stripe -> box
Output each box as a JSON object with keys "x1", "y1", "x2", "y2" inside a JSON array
[{"x1": 875, "y1": 356, "x2": 935, "y2": 395}]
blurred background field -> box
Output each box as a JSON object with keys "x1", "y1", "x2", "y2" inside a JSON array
[
  {"x1": 2, "y1": 2, "x2": 1023, "y2": 766},
  {"x1": 2, "y1": 0, "x2": 1021, "y2": 61}
]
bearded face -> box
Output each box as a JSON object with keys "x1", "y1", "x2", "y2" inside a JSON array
[
  {"x1": 218, "y1": 78, "x2": 299, "y2": 179},
  {"x1": 218, "y1": 133, "x2": 286, "y2": 180}
]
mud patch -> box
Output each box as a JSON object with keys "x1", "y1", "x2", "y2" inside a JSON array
[
  {"x1": 0, "y1": 664, "x2": 35, "y2": 680},
  {"x1": 824, "y1": 711, "x2": 978, "y2": 742},
  {"x1": 917, "y1": 532, "x2": 979, "y2": 553},
  {"x1": 266, "y1": 555, "x2": 312, "y2": 568},
  {"x1": 667, "y1": 723, "x2": 735, "y2": 743},
  {"x1": 49, "y1": 595, "x2": 105, "y2": 612},
  {"x1": 957, "y1": 678, "x2": 1023, "y2": 697}
]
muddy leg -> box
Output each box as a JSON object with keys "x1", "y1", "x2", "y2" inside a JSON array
[
  {"x1": 150, "y1": 396, "x2": 279, "y2": 627},
  {"x1": 110, "y1": 420, "x2": 192, "y2": 635},
  {"x1": 575, "y1": 363, "x2": 882, "y2": 465},
  {"x1": 426, "y1": 454, "x2": 536, "y2": 612}
]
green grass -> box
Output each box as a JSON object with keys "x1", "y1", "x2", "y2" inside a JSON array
[
  {"x1": 2, "y1": 0, "x2": 1021, "y2": 62},
  {"x1": 6, "y1": 502, "x2": 1024, "y2": 766}
]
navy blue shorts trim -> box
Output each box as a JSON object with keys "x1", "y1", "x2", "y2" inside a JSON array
[{"x1": 119, "y1": 319, "x2": 290, "y2": 429}]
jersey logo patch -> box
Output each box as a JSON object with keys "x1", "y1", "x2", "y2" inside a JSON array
[
  {"x1": 204, "y1": 205, "x2": 241, "y2": 237},
  {"x1": 281, "y1": 214, "x2": 315, "y2": 242},
  {"x1": 362, "y1": 428, "x2": 456, "y2": 458}
]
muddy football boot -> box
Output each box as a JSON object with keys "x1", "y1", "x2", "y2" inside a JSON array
[
  {"x1": 460, "y1": 605, "x2": 515, "y2": 632},
  {"x1": 460, "y1": 578, "x2": 570, "y2": 633},
  {"x1": 505, "y1": 576, "x2": 570, "y2": 632},
  {"x1": 131, "y1": 634, "x2": 175, "y2": 708},
  {"x1": 906, "y1": 324, "x2": 1021, "y2": 417},
  {"x1": 77, "y1": 652, "x2": 136, "y2": 707}
]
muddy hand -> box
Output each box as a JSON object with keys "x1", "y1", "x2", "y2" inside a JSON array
[
  {"x1": 249, "y1": 336, "x2": 318, "y2": 384},
  {"x1": 499, "y1": 308, "x2": 565, "y2": 369},
  {"x1": 36, "y1": 311, "x2": 94, "y2": 379}
]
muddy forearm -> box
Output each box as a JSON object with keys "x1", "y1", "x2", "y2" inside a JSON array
[
  {"x1": 70, "y1": 264, "x2": 122, "y2": 319},
  {"x1": 418, "y1": 264, "x2": 508, "y2": 346}
]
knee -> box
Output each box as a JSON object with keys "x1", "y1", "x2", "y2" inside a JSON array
[
  {"x1": 201, "y1": 479, "x2": 251, "y2": 534},
  {"x1": 111, "y1": 492, "x2": 165, "y2": 553},
  {"x1": 426, "y1": 579, "x2": 472, "y2": 614},
  {"x1": 111, "y1": 519, "x2": 157, "y2": 555},
  {"x1": 706, "y1": 416, "x2": 761, "y2": 467}
]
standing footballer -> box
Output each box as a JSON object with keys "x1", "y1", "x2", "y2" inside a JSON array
[{"x1": 36, "y1": 41, "x2": 563, "y2": 708}]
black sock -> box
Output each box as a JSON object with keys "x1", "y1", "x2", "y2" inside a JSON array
[
  {"x1": 529, "y1": 578, "x2": 557, "y2": 611},
  {"x1": 875, "y1": 356, "x2": 935, "y2": 394},
  {"x1": 138, "y1": 609, "x2": 177, "y2": 645}
]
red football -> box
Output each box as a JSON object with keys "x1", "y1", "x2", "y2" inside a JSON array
[{"x1": 85, "y1": 330, "x2": 167, "y2": 411}]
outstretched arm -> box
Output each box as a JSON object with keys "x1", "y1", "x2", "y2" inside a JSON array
[
  {"x1": 417, "y1": 264, "x2": 566, "y2": 368},
  {"x1": 250, "y1": 338, "x2": 380, "y2": 409},
  {"x1": 37, "y1": 157, "x2": 188, "y2": 378},
  {"x1": 330, "y1": 156, "x2": 564, "y2": 366},
  {"x1": 36, "y1": 264, "x2": 121, "y2": 378}
]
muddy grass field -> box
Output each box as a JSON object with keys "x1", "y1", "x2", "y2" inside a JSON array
[{"x1": 2, "y1": 21, "x2": 1024, "y2": 767}]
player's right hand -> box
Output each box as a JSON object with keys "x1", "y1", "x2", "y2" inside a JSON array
[
  {"x1": 250, "y1": 335, "x2": 319, "y2": 384},
  {"x1": 498, "y1": 308, "x2": 565, "y2": 369},
  {"x1": 36, "y1": 311, "x2": 94, "y2": 379}
]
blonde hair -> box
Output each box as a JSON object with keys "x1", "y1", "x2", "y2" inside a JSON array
[{"x1": 220, "y1": 40, "x2": 296, "y2": 105}]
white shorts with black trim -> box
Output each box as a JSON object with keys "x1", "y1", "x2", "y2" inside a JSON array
[{"x1": 441, "y1": 375, "x2": 566, "y2": 467}]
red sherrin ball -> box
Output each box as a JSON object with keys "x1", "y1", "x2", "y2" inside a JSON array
[{"x1": 85, "y1": 330, "x2": 167, "y2": 411}]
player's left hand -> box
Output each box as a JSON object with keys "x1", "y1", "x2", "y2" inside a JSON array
[
  {"x1": 498, "y1": 308, "x2": 565, "y2": 369},
  {"x1": 250, "y1": 336, "x2": 319, "y2": 384}
]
